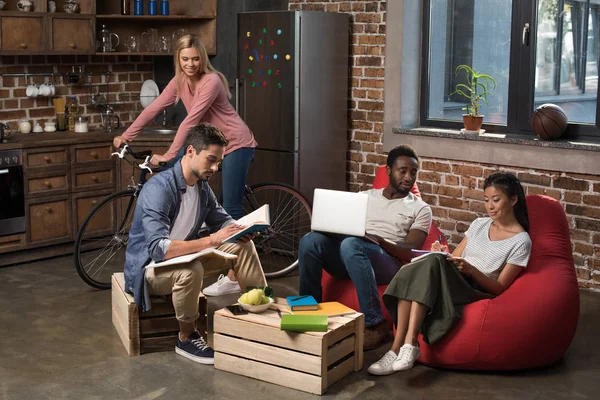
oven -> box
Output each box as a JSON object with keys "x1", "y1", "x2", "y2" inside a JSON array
[{"x1": 0, "y1": 149, "x2": 25, "y2": 237}]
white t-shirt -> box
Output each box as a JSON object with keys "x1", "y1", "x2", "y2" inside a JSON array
[
  {"x1": 463, "y1": 218, "x2": 532, "y2": 280},
  {"x1": 361, "y1": 189, "x2": 432, "y2": 243},
  {"x1": 169, "y1": 185, "x2": 199, "y2": 240}
]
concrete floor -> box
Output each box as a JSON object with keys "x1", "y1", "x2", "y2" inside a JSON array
[{"x1": 1, "y1": 256, "x2": 599, "y2": 400}]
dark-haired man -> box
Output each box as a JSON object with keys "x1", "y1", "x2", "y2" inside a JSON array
[
  {"x1": 298, "y1": 145, "x2": 432, "y2": 350},
  {"x1": 123, "y1": 123, "x2": 266, "y2": 365}
]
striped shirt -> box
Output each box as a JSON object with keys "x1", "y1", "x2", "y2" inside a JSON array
[{"x1": 462, "y1": 218, "x2": 532, "y2": 280}]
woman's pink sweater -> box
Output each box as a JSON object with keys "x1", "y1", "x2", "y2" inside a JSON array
[{"x1": 122, "y1": 73, "x2": 257, "y2": 159}]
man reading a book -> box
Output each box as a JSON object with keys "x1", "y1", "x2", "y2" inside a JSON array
[
  {"x1": 298, "y1": 145, "x2": 432, "y2": 351},
  {"x1": 123, "y1": 123, "x2": 267, "y2": 365}
]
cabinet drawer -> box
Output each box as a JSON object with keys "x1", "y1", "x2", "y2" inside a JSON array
[
  {"x1": 0, "y1": 15, "x2": 45, "y2": 53},
  {"x1": 72, "y1": 167, "x2": 115, "y2": 192},
  {"x1": 74, "y1": 145, "x2": 112, "y2": 164},
  {"x1": 27, "y1": 172, "x2": 70, "y2": 196},
  {"x1": 0, "y1": 234, "x2": 26, "y2": 254},
  {"x1": 73, "y1": 191, "x2": 115, "y2": 236},
  {"x1": 27, "y1": 196, "x2": 72, "y2": 244},
  {"x1": 25, "y1": 148, "x2": 69, "y2": 169}
]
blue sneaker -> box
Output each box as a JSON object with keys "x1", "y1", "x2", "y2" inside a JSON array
[{"x1": 175, "y1": 331, "x2": 215, "y2": 365}]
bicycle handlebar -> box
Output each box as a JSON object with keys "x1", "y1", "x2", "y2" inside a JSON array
[{"x1": 111, "y1": 144, "x2": 152, "y2": 161}]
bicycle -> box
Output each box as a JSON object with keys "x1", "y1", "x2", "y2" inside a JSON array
[{"x1": 73, "y1": 145, "x2": 312, "y2": 290}]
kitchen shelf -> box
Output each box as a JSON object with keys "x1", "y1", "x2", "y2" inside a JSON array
[
  {"x1": 95, "y1": 52, "x2": 172, "y2": 56},
  {"x1": 0, "y1": 72, "x2": 112, "y2": 78},
  {"x1": 96, "y1": 15, "x2": 216, "y2": 20}
]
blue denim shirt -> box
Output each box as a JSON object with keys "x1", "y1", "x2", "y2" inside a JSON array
[{"x1": 124, "y1": 161, "x2": 233, "y2": 311}]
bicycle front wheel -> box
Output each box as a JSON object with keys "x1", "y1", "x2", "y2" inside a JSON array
[
  {"x1": 74, "y1": 190, "x2": 138, "y2": 289},
  {"x1": 243, "y1": 183, "x2": 312, "y2": 279}
]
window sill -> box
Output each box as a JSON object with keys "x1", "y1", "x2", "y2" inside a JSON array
[
  {"x1": 389, "y1": 127, "x2": 600, "y2": 175},
  {"x1": 393, "y1": 127, "x2": 600, "y2": 153}
]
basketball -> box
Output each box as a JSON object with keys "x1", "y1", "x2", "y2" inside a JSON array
[{"x1": 531, "y1": 104, "x2": 568, "y2": 140}]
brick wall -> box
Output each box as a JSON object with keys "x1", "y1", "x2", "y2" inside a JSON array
[
  {"x1": 0, "y1": 55, "x2": 153, "y2": 133},
  {"x1": 289, "y1": 0, "x2": 600, "y2": 291}
]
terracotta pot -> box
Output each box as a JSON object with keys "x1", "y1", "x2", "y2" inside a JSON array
[{"x1": 463, "y1": 115, "x2": 484, "y2": 131}]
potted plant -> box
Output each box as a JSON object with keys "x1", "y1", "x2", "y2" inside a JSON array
[{"x1": 452, "y1": 65, "x2": 497, "y2": 132}]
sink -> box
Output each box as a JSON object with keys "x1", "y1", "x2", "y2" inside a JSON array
[{"x1": 142, "y1": 127, "x2": 177, "y2": 135}]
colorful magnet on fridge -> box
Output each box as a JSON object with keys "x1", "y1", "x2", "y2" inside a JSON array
[
  {"x1": 270, "y1": 40, "x2": 275, "y2": 46},
  {"x1": 252, "y1": 50, "x2": 260, "y2": 62},
  {"x1": 275, "y1": 70, "x2": 280, "y2": 75},
  {"x1": 266, "y1": 56, "x2": 270, "y2": 60},
  {"x1": 263, "y1": 81, "x2": 267, "y2": 87},
  {"x1": 245, "y1": 43, "x2": 249, "y2": 50},
  {"x1": 252, "y1": 82, "x2": 256, "y2": 87},
  {"x1": 248, "y1": 68, "x2": 253, "y2": 74},
  {"x1": 259, "y1": 70, "x2": 263, "y2": 75},
  {"x1": 285, "y1": 54, "x2": 291, "y2": 60},
  {"x1": 267, "y1": 69, "x2": 272, "y2": 75},
  {"x1": 277, "y1": 82, "x2": 282, "y2": 88},
  {"x1": 263, "y1": 28, "x2": 267, "y2": 33},
  {"x1": 249, "y1": 56, "x2": 254, "y2": 61},
  {"x1": 273, "y1": 54, "x2": 278, "y2": 60},
  {"x1": 247, "y1": 32, "x2": 251, "y2": 37},
  {"x1": 277, "y1": 29, "x2": 282, "y2": 35},
  {"x1": 259, "y1": 39, "x2": 263, "y2": 45},
  {"x1": 257, "y1": 82, "x2": 262, "y2": 86},
  {"x1": 259, "y1": 54, "x2": 264, "y2": 60}
]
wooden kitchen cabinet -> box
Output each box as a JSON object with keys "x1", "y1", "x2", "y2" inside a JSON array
[
  {"x1": 0, "y1": 13, "x2": 46, "y2": 54},
  {"x1": 49, "y1": 15, "x2": 95, "y2": 54},
  {"x1": 26, "y1": 170, "x2": 71, "y2": 197},
  {"x1": 24, "y1": 147, "x2": 70, "y2": 170},
  {"x1": 27, "y1": 194, "x2": 72, "y2": 245},
  {"x1": 72, "y1": 189, "x2": 115, "y2": 237}
]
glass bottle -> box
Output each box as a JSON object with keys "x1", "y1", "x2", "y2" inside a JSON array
[
  {"x1": 121, "y1": 0, "x2": 130, "y2": 15},
  {"x1": 160, "y1": 0, "x2": 169, "y2": 16},
  {"x1": 68, "y1": 96, "x2": 79, "y2": 132},
  {"x1": 148, "y1": 0, "x2": 157, "y2": 16},
  {"x1": 134, "y1": 0, "x2": 143, "y2": 15}
]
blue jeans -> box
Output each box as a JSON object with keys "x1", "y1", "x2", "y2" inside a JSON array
[
  {"x1": 221, "y1": 147, "x2": 255, "y2": 220},
  {"x1": 298, "y1": 232, "x2": 404, "y2": 327},
  {"x1": 165, "y1": 147, "x2": 254, "y2": 220}
]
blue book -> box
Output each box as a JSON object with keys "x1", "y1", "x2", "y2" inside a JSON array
[
  {"x1": 223, "y1": 205, "x2": 270, "y2": 243},
  {"x1": 286, "y1": 295, "x2": 319, "y2": 311}
]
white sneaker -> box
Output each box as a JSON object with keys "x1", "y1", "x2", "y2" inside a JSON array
[
  {"x1": 203, "y1": 274, "x2": 241, "y2": 296},
  {"x1": 393, "y1": 343, "x2": 420, "y2": 371},
  {"x1": 367, "y1": 350, "x2": 399, "y2": 375}
]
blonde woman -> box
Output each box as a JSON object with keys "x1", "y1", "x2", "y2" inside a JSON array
[{"x1": 114, "y1": 34, "x2": 257, "y2": 296}]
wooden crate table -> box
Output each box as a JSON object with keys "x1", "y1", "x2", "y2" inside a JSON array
[
  {"x1": 213, "y1": 300, "x2": 364, "y2": 395},
  {"x1": 111, "y1": 273, "x2": 207, "y2": 356}
]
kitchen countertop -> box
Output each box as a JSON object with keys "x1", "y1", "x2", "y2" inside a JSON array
[{"x1": 0, "y1": 130, "x2": 175, "y2": 150}]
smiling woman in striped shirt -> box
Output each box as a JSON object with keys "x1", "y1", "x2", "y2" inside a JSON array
[{"x1": 368, "y1": 172, "x2": 532, "y2": 376}]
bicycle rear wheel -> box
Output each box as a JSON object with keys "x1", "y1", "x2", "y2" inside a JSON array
[
  {"x1": 74, "y1": 190, "x2": 138, "y2": 289},
  {"x1": 243, "y1": 183, "x2": 312, "y2": 278}
]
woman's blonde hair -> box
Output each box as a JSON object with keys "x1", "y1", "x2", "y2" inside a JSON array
[{"x1": 173, "y1": 34, "x2": 231, "y2": 101}]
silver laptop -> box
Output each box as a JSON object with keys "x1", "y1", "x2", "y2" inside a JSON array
[{"x1": 310, "y1": 189, "x2": 369, "y2": 236}]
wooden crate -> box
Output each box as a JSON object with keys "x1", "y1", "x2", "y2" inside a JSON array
[
  {"x1": 111, "y1": 273, "x2": 207, "y2": 356},
  {"x1": 213, "y1": 302, "x2": 364, "y2": 395}
]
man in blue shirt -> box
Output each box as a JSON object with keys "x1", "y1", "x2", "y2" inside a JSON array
[{"x1": 123, "y1": 123, "x2": 266, "y2": 365}]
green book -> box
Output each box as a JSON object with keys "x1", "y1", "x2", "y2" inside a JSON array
[{"x1": 280, "y1": 314, "x2": 328, "y2": 332}]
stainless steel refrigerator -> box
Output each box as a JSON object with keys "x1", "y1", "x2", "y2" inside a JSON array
[{"x1": 237, "y1": 11, "x2": 349, "y2": 203}]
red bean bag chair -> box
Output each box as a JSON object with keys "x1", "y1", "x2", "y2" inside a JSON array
[
  {"x1": 321, "y1": 166, "x2": 447, "y2": 325},
  {"x1": 417, "y1": 194, "x2": 579, "y2": 370}
]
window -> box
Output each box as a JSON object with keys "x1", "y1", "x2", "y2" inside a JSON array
[{"x1": 421, "y1": 0, "x2": 600, "y2": 139}]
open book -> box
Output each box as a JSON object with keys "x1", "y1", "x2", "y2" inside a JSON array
[
  {"x1": 145, "y1": 248, "x2": 238, "y2": 269},
  {"x1": 410, "y1": 249, "x2": 451, "y2": 263},
  {"x1": 222, "y1": 204, "x2": 270, "y2": 243}
]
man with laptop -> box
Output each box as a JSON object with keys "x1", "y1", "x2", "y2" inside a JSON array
[{"x1": 298, "y1": 144, "x2": 432, "y2": 351}]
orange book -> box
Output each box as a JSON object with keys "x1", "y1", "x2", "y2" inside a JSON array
[{"x1": 293, "y1": 302, "x2": 357, "y2": 317}]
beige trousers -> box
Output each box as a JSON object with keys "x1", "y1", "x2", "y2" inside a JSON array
[{"x1": 145, "y1": 241, "x2": 267, "y2": 323}]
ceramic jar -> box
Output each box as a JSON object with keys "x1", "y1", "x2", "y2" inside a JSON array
[
  {"x1": 17, "y1": 0, "x2": 33, "y2": 12},
  {"x1": 18, "y1": 120, "x2": 32, "y2": 134},
  {"x1": 63, "y1": 0, "x2": 79, "y2": 13}
]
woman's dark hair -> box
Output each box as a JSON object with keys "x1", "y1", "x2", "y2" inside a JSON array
[
  {"x1": 483, "y1": 172, "x2": 529, "y2": 232},
  {"x1": 386, "y1": 144, "x2": 418, "y2": 168}
]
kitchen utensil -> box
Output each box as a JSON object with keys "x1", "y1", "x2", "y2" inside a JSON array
[
  {"x1": 98, "y1": 25, "x2": 120, "y2": 52},
  {"x1": 17, "y1": 0, "x2": 33, "y2": 11},
  {"x1": 101, "y1": 108, "x2": 121, "y2": 133},
  {"x1": 33, "y1": 123, "x2": 44, "y2": 133},
  {"x1": 140, "y1": 79, "x2": 160, "y2": 108},
  {"x1": 74, "y1": 116, "x2": 89, "y2": 133},
  {"x1": 56, "y1": 113, "x2": 67, "y2": 131},
  {"x1": 63, "y1": 0, "x2": 79, "y2": 13},
  {"x1": 141, "y1": 28, "x2": 158, "y2": 52},
  {"x1": 39, "y1": 83, "x2": 51, "y2": 97},
  {"x1": 26, "y1": 84, "x2": 38, "y2": 98},
  {"x1": 44, "y1": 122, "x2": 56, "y2": 132}
]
